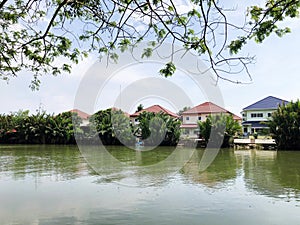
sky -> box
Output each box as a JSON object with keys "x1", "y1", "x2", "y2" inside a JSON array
[{"x1": 0, "y1": 1, "x2": 299, "y2": 117}]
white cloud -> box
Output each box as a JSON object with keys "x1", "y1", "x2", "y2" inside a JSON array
[
  {"x1": 0, "y1": 54, "x2": 96, "y2": 114},
  {"x1": 1, "y1": 3, "x2": 299, "y2": 116}
]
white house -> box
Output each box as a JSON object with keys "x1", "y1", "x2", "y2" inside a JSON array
[
  {"x1": 241, "y1": 96, "x2": 289, "y2": 134},
  {"x1": 180, "y1": 102, "x2": 242, "y2": 138}
]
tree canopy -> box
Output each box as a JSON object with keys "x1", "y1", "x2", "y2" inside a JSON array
[
  {"x1": 0, "y1": 0, "x2": 299, "y2": 89},
  {"x1": 267, "y1": 100, "x2": 300, "y2": 150},
  {"x1": 137, "y1": 111, "x2": 181, "y2": 146},
  {"x1": 89, "y1": 108, "x2": 180, "y2": 146},
  {"x1": 89, "y1": 108, "x2": 136, "y2": 145},
  {"x1": 198, "y1": 114, "x2": 242, "y2": 147},
  {"x1": 0, "y1": 110, "x2": 82, "y2": 144}
]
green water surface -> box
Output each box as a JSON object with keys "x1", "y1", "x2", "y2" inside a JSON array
[{"x1": 0, "y1": 145, "x2": 299, "y2": 225}]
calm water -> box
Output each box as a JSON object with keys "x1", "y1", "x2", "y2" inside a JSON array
[{"x1": 0, "y1": 145, "x2": 299, "y2": 225}]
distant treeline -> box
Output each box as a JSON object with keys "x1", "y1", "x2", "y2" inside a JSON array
[
  {"x1": 1, "y1": 100, "x2": 298, "y2": 149},
  {"x1": 0, "y1": 110, "x2": 81, "y2": 144},
  {"x1": 0, "y1": 109, "x2": 181, "y2": 146}
]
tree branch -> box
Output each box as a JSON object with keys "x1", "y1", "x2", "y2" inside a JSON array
[
  {"x1": 20, "y1": 0, "x2": 68, "y2": 48},
  {"x1": 0, "y1": 0, "x2": 8, "y2": 9}
]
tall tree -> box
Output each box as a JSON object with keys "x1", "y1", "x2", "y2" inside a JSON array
[
  {"x1": 89, "y1": 108, "x2": 135, "y2": 145},
  {"x1": 198, "y1": 114, "x2": 242, "y2": 148},
  {"x1": 0, "y1": 0, "x2": 299, "y2": 89},
  {"x1": 137, "y1": 111, "x2": 181, "y2": 146},
  {"x1": 136, "y1": 104, "x2": 144, "y2": 112},
  {"x1": 267, "y1": 100, "x2": 300, "y2": 150},
  {"x1": 178, "y1": 106, "x2": 191, "y2": 116}
]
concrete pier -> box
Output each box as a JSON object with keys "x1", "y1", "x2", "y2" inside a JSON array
[{"x1": 233, "y1": 138, "x2": 276, "y2": 150}]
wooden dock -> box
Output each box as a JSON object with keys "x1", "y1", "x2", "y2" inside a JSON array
[{"x1": 233, "y1": 138, "x2": 276, "y2": 150}]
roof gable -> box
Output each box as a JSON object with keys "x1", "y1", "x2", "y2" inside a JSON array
[
  {"x1": 70, "y1": 109, "x2": 90, "y2": 120},
  {"x1": 130, "y1": 105, "x2": 178, "y2": 117},
  {"x1": 182, "y1": 102, "x2": 241, "y2": 120},
  {"x1": 243, "y1": 96, "x2": 289, "y2": 110},
  {"x1": 182, "y1": 102, "x2": 228, "y2": 114}
]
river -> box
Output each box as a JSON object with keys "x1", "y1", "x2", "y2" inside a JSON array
[{"x1": 0, "y1": 145, "x2": 299, "y2": 225}]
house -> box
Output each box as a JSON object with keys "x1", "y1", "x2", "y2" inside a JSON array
[
  {"x1": 180, "y1": 102, "x2": 242, "y2": 138},
  {"x1": 241, "y1": 96, "x2": 289, "y2": 134},
  {"x1": 69, "y1": 109, "x2": 90, "y2": 126},
  {"x1": 130, "y1": 105, "x2": 179, "y2": 124}
]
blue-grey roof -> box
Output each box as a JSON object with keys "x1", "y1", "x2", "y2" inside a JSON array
[{"x1": 243, "y1": 96, "x2": 289, "y2": 110}]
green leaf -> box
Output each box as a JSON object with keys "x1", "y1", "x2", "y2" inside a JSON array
[
  {"x1": 118, "y1": 39, "x2": 131, "y2": 52},
  {"x1": 110, "y1": 53, "x2": 119, "y2": 63},
  {"x1": 229, "y1": 37, "x2": 247, "y2": 54},
  {"x1": 142, "y1": 48, "x2": 153, "y2": 58},
  {"x1": 159, "y1": 62, "x2": 176, "y2": 77},
  {"x1": 187, "y1": 9, "x2": 201, "y2": 18}
]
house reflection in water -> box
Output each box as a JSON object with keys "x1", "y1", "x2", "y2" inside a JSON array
[{"x1": 181, "y1": 149, "x2": 300, "y2": 200}]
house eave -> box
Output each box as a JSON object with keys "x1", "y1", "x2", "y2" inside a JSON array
[{"x1": 242, "y1": 108, "x2": 277, "y2": 111}]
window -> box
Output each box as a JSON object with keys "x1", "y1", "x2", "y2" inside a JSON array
[
  {"x1": 268, "y1": 113, "x2": 272, "y2": 117},
  {"x1": 251, "y1": 113, "x2": 263, "y2": 118},
  {"x1": 186, "y1": 116, "x2": 189, "y2": 121},
  {"x1": 198, "y1": 116, "x2": 201, "y2": 121}
]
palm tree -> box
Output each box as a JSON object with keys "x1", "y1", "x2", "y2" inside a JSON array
[
  {"x1": 198, "y1": 114, "x2": 242, "y2": 148},
  {"x1": 90, "y1": 108, "x2": 134, "y2": 145},
  {"x1": 136, "y1": 104, "x2": 144, "y2": 112},
  {"x1": 111, "y1": 110, "x2": 135, "y2": 146},
  {"x1": 137, "y1": 111, "x2": 181, "y2": 146}
]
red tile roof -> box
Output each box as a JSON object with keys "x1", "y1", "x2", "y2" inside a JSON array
[
  {"x1": 233, "y1": 114, "x2": 242, "y2": 121},
  {"x1": 182, "y1": 102, "x2": 241, "y2": 121},
  {"x1": 182, "y1": 102, "x2": 228, "y2": 114},
  {"x1": 130, "y1": 105, "x2": 179, "y2": 118},
  {"x1": 69, "y1": 109, "x2": 90, "y2": 120}
]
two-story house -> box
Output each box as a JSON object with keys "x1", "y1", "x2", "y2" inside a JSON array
[
  {"x1": 241, "y1": 96, "x2": 289, "y2": 134},
  {"x1": 180, "y1": 102, "x2": 242, "y2": 138}
]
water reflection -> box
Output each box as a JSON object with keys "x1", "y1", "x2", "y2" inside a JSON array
[
  {"x1": 235, "y1": 150, "x2": 300, "y2": 199},
  {"x1": 181, "y1": 149, "x2": 240, "y2": 188},
  {"x1": 1, "y1": 146, "x2": 300, "y2": 195},
  {"x1": 80, "y1": 145, "x2": 195, "y2": 187},
  {"x1": 0, "y1": 146, "x2": 300, "y2": 225},
  {"x1": 0, "y1": 145, "x2": 87, "y2": 180},
  {"x1": 0, "y1": 146, "x2": 300, "y2": 196}
]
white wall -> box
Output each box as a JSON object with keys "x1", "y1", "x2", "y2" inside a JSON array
[
  {"x1": 243, "y1": 109, "x2": 274, "y2": 122},
  {"x1": 182, "y1": 113, "x2": 211, "y2": 124}
]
